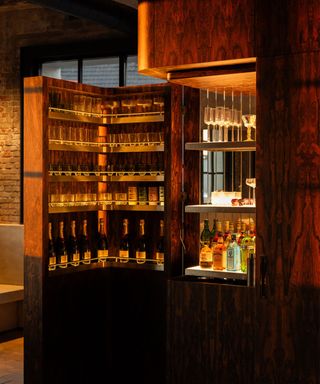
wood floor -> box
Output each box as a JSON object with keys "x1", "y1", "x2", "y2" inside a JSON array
[{"x1": 0, "y1": 330, "x2": 23, "y2": 384}]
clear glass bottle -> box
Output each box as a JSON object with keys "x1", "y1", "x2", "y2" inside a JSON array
[
  {"x1": 226, "y1": 234, "x2": 241, "y2": 271},
  {"x1": 240, "y1": 230, "x2": 255, "y2": 272}
]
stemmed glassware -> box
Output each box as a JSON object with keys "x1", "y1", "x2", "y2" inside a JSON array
[
  {"x1": 136, "y1": 98, "x2": 153, "y2": 114},
  {"x1": 121, "y1": 99, "x2": 137, "y2": 115},
  {"x1": 242, "y1": 114, "x2": 256, "y2": 142},
  {"x1": 246, "y1": 178, "x2": 256, "y2": 204},
  {"x1": 104, "y1": 100, "x2": 119, "y2": 116}
]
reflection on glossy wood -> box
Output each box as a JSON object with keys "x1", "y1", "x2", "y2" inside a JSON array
[
  {"x1": 256, "y1": 52, "x2": 320, "y2": 383},
  {"x1": 138, "y1": 0, "x2": 255, "y2": 77}
]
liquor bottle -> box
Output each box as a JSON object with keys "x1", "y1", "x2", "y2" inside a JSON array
[
  {"x1": 235, "y1": 218, "x2": 242, "y2": 242},
  {"x1": 226, "y1": 234, "x2": 241, "y2": 271},
  {"x1": 48, "y1": 222, "x2": 56, "y2": 271},
  {"x1": 68, "y1": 220, "x2": 80, "y2": 267},
  {"x1": 119, "y1": 218, "x2": 130, "y2": 263},
  {"x1": 136, "y1": 219, "x2": 147, "y2": 264},
  {"x1": 213, "y1": 220, "x2": 222, "y2": 243},
  {"x1": 156, "y1": 219, "x2": 165, "y2": 265},
  {"x1": 97, "y1": 218, "x2": 108, "y2": 262},
  {"x1": 56, "y1": 221, "x2": 68, "y2": 268},
  {"x1": 212, "y1": 230, "x2": 226, "y2": 270},
  {"x1": 240, "y1": 230, "x2": 255, "y2": 272},
  {"x1": 237, "y1": 221, "x2": 247, "y2": 245},
  {"x1": 223, "y1": 220, "x2": 230, "y2": 241},
  {"x1": 79, "y1": 219, "x2": 91, "y2": 264},
  {"x1": 199, "y1": 219, "x2": 213, "y2": 268},
  {"x1": 210, "y1": 218, "x2": 217, "y2": 241}
]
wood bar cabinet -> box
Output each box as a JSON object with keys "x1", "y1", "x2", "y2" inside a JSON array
[
  {"x1": 138, "y1": 0, "x2": 320, "y2": 383},
  {"x1": 24, "y1": 76, "x2": 183, "y2": 384}
]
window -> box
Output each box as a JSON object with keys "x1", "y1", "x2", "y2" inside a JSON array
[
  {"x1": 41, "y1": 55, "x2": 166, "y2": 87},
  {"x1": 83, "y1": 57, "x2": 120, "y2": 87},
  {"x1": 41, "y1": 60, "x2": 78, "y2": 81}
]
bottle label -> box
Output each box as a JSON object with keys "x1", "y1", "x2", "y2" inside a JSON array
[
  {"x1": 49, "y1": 256, "x2": 56, "y2": 265},
  {"x1": 119, "y1": 250, "x2": 129, "y2": 259},
  {"x1": 72, "y1": 252, "x2": 80, "y2": 262},
  {"x1": 200, "y1": 246, "x2": 212, "y2": 263},
  {"x1": 84, "y1": 251, "x2": 91, "y2": 260},
  {"x1": 148, "y1": 187, "x2": 159, "y2": 205},
  {"x1": 156, "y1": 252, "x2": 164, "y2": 264},
  {"x1": 128, "y1": 186, "x2": 138, "y2": 205},
  {"x1": 227, "y1": 248, "x2": 235, "y2": 270},
  {"x1": 136, "y1": 251, "x2": 146, "y2": 263},
  {"x1": 60, "y1": 255, "x2": 68, "y2": 264},
  {"x1": 98, "y1": 250, "x2": 108, "y2": 260}
]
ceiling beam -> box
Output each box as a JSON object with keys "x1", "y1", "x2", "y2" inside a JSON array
[{"x1": 27, "y1": 0, "x2": 137, "y2": 36}]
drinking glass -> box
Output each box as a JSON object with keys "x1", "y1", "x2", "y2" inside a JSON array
[
  {"x1": 246, "y1": 178, "x2": 256, "y2": 204},
  {"x1": 153, "y1": 97, "x2": 164, "y2": 113},
  {"x1": 121, "y1": 99, "x2": 136, "y2": 115},
  {"x1": 203, "y1": 106, "x2": 210, "y2": 142},
  {"x1": 215, "y1": 107, "x2": 225, "y2": 142},
  {"x1": 242, "y1": 114, "x2": 256, "y2": 142},
  {"x1": 104, "y1": 100, "x2": 119, "y2": 116},
  {"x1": 136, "y1": 98, "x2": 153, "y2": 114},
  {"x1": 232, "y1": 110, "x2": 242, "y2": 142},
  {"x1": 224, "y1": 108, "x2": 232, "y2": 142}
]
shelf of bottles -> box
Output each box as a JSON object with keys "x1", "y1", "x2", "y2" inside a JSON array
[
  {"x1": 48, "y1": 216, "x2": 165, "y2": 273},
  {"x1": 47, "y1": 84, "x2": 167, "y2": 273},
  {"x1": 185, "y1": 87, "x2": 256, "y2": 283}
]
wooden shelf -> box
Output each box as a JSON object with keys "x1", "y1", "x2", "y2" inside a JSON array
[
  {"x1": 185, "y1": 141, "x2": 256, "y2": 152},
  {"x1": 185, "y1": 205, "x2": 256, "y2": 214},
  {"x1": 185, "y1": 266, "x2": 247, "y2": 280}
]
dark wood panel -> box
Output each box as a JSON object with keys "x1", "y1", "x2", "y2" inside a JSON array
[
  {"x1": 138, "y1": 0, "x2": 255, "y2": 77},
  {"x1": 183, "y1": 87, "x2": 200, "y2": 268},
  {"x1": 256, "y1": 0, "x2": 320, "y2": 58},
  {"x1": 255, "y1": 52, "x2": 320, "y2": 382},
  {"x1": 24, "y1": 76, "x2": 47, "y2": 384},
  {"x1": 167, "y1": 279, "x2": 255, "y2": 384}
]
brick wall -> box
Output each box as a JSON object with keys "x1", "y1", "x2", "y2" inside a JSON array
[{"x1": 0, "y1": 5, "x2": 116, "y2": 223}]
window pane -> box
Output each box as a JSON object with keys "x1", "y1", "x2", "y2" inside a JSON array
[
  {"x1": 41, "y1": 60, "x2": 78, "y2": 81},
  {"x1": 126, "y1": 55, "x2": 166, "y2": 86},
  {"x1": 83, "y1": 57, "x2": 119, "y2": 87}
]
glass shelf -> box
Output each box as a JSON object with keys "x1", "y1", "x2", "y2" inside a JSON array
[
  {"x1": 48, "y1": 174, "x2": 164, "y2": 182},
  {"x1": 49, "y1": 203, "x2": 165, "y2": 214},
  {"x1": 185, "y1": 141, "x2": 256, "y2": 152},
  {"x1": 48, "y1": 107, "x2": 165, "y2": 124},
  {"x1": 49, "y1": 140, "x2": 164, "y2": 153},
  {"x1": 185, "y1": 266, "x2": 247, "y2": 281},
  {"x1": 185, "y1": 205, "x2": 256, "y2": 213},
  {"x1": 48, "y1": 257, "x2": 164, "y2": 275}
]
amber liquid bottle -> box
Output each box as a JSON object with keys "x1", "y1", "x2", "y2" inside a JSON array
[
  {"x1": 119, "y1": 218, "x2": 130, "y2": 263},
  {"x1": 48, "y1": 222, "x2": 56, "y2": 271}
]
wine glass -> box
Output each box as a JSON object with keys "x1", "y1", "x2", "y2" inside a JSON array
[
  {"x1": 215, "y1": 107, "x2": 225, "y2": 142},
  {"x1": 203, "y1": 106, "x2": 210, "y2": 142},
  {"x1": 137, "y1": 98, "x2": 153, "y2": 114},
  {"x1": 104, "y1": 100, "x2": 119, "y2": 116},
  {"x1": 246, "y1": 178, "x2": 256, "y2": 204},
  {"x1": 121, "y1": 99, "x2": 137, "y2": 115},
  {"x1": 153, "y1": 97, "x2": 165, "y2": 113},
  {"x1": 232, "y1": 110, "x2": 242, "y2": 142},
  {"x1": 242, "y1": 114, "x2": 256, "y2": 142}
]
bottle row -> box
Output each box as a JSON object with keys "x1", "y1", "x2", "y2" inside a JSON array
[
  {"x1": 199, "y1": 218, "x2": 255, "y2": 273},
  {"x1": 48, "y1": 217, "x2": 165, "y2": 271},
  {"x1": 48, "y1": 121, "x2": 164, "y2": 146},
  {"x1": 49, "y1": 90, "x2": 165, "y2": 115},
  {"x1": 49, "y1": 186, "x2": 165, "y2": 207}
]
